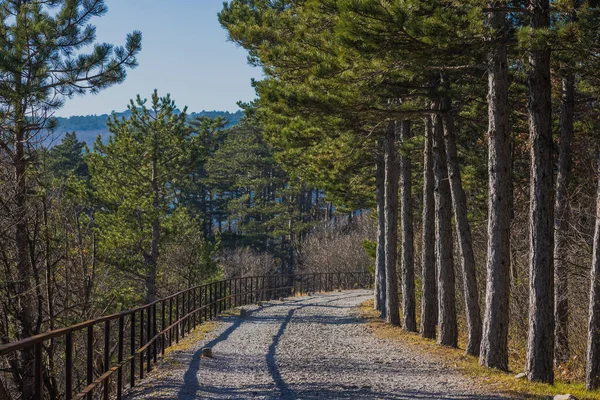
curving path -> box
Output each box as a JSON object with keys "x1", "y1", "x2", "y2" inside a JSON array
[{"x1": 124, "y1": 290, "x2": 511, "y2": 399}]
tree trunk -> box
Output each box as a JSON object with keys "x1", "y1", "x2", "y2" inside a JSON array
[
  {"x1": 399, "y1": 120, "x2": 416, "y2": 332},
  {"x1": 421, "y1": 116, "x2": 437, "y2": 339},
  {"x1": 144, "y1": 216, "x2": 159, "y2": 304},
  {"x1": 525, "y1": 0, "x2": 555, "y2": 384},
  {"x1": 433, "y1": 110, "x2": 458, "y2": 347},
  {"x1": 146, "y1": 150, "x2": 160, "y2": 303},
  {"x1": 480, "y1": 3, "x2": 512, "y2": 371},
  {"x1": 442, "y1": 108, "x2": 482, "y2": 355},
  {"x1": 15, "y1": 111, "x2": 36, "y2": 399},
  {"x1": 586, "y1": 151, "x2": 600, "y2": 390},
  {"x1": 554, "y1": 74, "x2": 575, "y2": 365},
  {"x1": 384, "y1": 121, "x2": 400, "y2": 326},
  {"x1": 375, "y1": 141, "x2": 387, "y2": 316}
]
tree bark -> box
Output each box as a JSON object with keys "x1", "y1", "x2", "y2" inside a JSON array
[
  {"x1": 480, "y1": 2, "x2": 512, "y2": 371},
  {"x1": 14, "y1": 100, "x2": 36, "y2": 398},
  {"x1": 421, "y1": 116, "x2": 437, "y2": 339},
  {"x1": 586, "y1": 151, "x2": 600, "y2": 390},
  {"x1": 399, "y1": 120, "x2": 416, "y2": 332},
  {"x1": 525, "y1": 0, "x2": 555, "y2": 384},
  {"x1": 554, "y1": 75, "x2": 575, "y2": 365},
  {"x1": 384, "y1": 121, "x2": 400, "y2": 326},
  {"x1": 375, "y1": 141, "x2": 387, "y2": 316},
  {"x1": 442, "y1": 108, "x2": 482, "y2": 356},
  {"x1": 433, "y1": 110, "x2": 458, "y2": 347}
]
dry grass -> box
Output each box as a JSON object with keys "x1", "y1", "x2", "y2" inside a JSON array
[
  {"x1": 357, "y1": 299, "x2": 600, "y2": 400},
  {"x1": 159, "y1": 309, "x2": 241, "y2": 365}
]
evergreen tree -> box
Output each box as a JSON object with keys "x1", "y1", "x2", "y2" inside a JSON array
[
  {"x1": 88, "y1": 91, "x2": 190, "y2": 304},
  {"x1": 0, "y1": 1, "x2": 140, "y2": 396}
]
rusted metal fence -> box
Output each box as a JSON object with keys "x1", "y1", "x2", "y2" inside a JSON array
[{"x1": 0, "y1": 271, "x2": 372, "y2": 400}]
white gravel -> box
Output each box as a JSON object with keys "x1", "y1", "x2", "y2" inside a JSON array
[{"x1": 124, "y1": 290, "x2": 512, "y2": 399}]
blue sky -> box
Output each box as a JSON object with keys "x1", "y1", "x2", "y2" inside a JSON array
[{"x1": 57, "y1": 1, "x2": 259, "y2": 117}]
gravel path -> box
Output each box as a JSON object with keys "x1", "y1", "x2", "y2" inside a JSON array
[{"x1": 124, "y1": 290, "x2": 511, "y2": 399}]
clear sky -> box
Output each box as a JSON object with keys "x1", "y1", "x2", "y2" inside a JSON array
[{"x1": 56, "y1": 1, "x2": 259, "y2": 117}]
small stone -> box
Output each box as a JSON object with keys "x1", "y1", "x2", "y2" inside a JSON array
[
  {"x1": 279, "y1": 297, "x2": 285, "y2": 302},
  {"x1": 240, "y1": 308, "x2": 247, "y2": 317},
  {"x1": 514, "y1": 373, "x2": 527, "y2": 380},
  {"x1": 201, "y1": 347, "x2": 213, "y2": 358},
  {"x1": 257, "y1": 301, "x2": 263, "y2": 307},
  {"x1": 554, "y1": 395, "x2": 577, "y2": 400}
]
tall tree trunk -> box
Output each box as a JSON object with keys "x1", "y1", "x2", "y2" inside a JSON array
[
  {"x1": 586, "y1": 151, "x2": 600, "y2": 390},
  {"x1": 146, "y1": 150, "x2": 160, "y2": 304},
  {"x1": 15, "y1": 109, "x2": 36, "y2": 398},
  {"x1": 433, "y1": 110, "x2": 458, "y2": 347},
  {"x1": 384, "y1": 121, "x2": 400, "y2": 326},
  {"x1": 375, "y1": 142, "x2": 387, "y2": 316},
  {"x1": 421, "y1": 116, "x2": 437, "y2": 339},
  {"x1": 526, "y1": 0, "x2": 555, "y2": 384},
  {"x1": 554, "y1": 75, "x2": 575, "y2": 365},
  {"x1": 442, "y1": 108, "x2": 482, "y2": 356},
  {"x1": 399, "y1": 120, "x2": 416, "y2": 332},
  {"x1": 480, "y1": 2, "x2": 512, "y2": 371},
  {"x1": 145, "y1": 216, "x2": 159, "y2": 304}
]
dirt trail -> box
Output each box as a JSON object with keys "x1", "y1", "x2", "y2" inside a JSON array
[{"x1": 124, "y1": 290, "x2": 512, "y2": 399}]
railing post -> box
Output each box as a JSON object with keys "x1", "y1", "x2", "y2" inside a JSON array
[
  {"x1": 130, "y1": 312, "x2": 136, "y2": 388},
  {"x1": 193, "y1": 287, "x2": 197, "y2": 329},
  {"x1": 87, "y1": 325, "x2": 93, "y2": 400},
  {"x1": 103, "y1": 320, "x2": 110, "y2": 400},
  {"x1": 161, "y1": 301, "x2": 166, "y2": 356},
  {"x1": 200, "y1": 286, "x2": 209, "y2": 322},
  {"x1": 175, "y1": 295, "x2": 180, "y2": 344},
  {"x1": 146, "y1": 306, "x2": 152, "y2": 372},
  {"x1": 227, "y1": 279, "x2": 232, "y2": 309},
  {"x1": 187, "y1": 290, "x2": 192, "y2": 334},
  {"x1": 117, "y1": 315, "x2": 124, "y2": 400},
  {"x1": 139, "y1": 310, "x2": 144, "y2": 380},
  {"x1": 34, "y1": 342, "x2": 43, "y2": 400},
  {"x1": 223, "y1": 280, "x2": 227, "y2": 310},
  {"x1": 153, "y1": 303, "x2": 158, "y2": 363},
  {"x1": 169, "y1": 297, "x2": 173, "y2": 347},
  {"x1": 211, "y1": 283, "x2": 216, "y2": 319},
  {"x1": 181, "y1": 292, "x2": 186, "y2": 339},
  {"x1": 65, "y1": 332, "x2": 73, "y2": 400}
]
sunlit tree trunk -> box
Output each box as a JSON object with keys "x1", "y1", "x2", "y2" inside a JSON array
[
  {"x1": 480, "y1": 2, "x2": 512, "y2": 371},
  {"x1": 384, "y1": 121, "x2": 400, "y2": 326},
  {"x1": 442, "y1": 109, "x2": 482, "y2": 356},
  {"x1": 526, "y1": 0, "x2": 555, "y2": 384},
  {"x1": 586, "y1": 151, "x2": 600, "y2": 390},
  {"x1": 375, "y1": 141, "x2": 387, "y2": 316},
  {"x1": 421, "y1": 116, "x2": 437, "y2": 339},
  {"x1": 554, "y1": 74, "x2": 575, "y2": 365},
  {"x1": 433, "y1": 109, "x2": 457, "y2": 347},
  {"x1": 399, "y1": 120, "x2": 416, "y2": 332}
]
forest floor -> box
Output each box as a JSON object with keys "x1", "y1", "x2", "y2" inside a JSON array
[{"x1": 123, "y1": 290, "x2": 513, "y2": 399}]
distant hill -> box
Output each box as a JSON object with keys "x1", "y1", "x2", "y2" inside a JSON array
[{"x1": 52, "y1": 110, "x2": 245, "y2": 145}]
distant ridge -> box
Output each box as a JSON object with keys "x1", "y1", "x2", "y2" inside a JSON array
[{"x1": 53, "y1": 110, "x2": 244, "y2": 145}]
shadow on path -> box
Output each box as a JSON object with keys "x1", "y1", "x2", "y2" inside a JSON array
[{"x1": 176, "y1": 292, "x2": 364, "y2": 399}]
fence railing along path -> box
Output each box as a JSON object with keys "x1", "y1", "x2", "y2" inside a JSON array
[{"x1": 0, "y1": 271, "x2": 373, "y2": 400}]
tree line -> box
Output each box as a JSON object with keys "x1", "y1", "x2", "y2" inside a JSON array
[{"x1": 219, "y1": 0, "x2": 600, "y2": 391}]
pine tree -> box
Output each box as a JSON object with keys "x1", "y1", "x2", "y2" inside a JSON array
[
  {"x1": 0, "y1": 1, "x2": 140, "y2": 396},
  {"x1": 88, "y1": 91, "x2": 189, "y2": 304}
]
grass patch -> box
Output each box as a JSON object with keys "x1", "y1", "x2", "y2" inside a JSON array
[{"x1": 357, "y1": 299, "x2": 600, "y2": 400}]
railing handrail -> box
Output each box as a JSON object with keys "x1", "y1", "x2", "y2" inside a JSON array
[{"x1": 0, "y1": 271, "x2": 373, "y2": 400}]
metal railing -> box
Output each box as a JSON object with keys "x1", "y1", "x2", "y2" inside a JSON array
[{"x1": 0, "y1": 271, "x2": 373, "y2": 400}]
